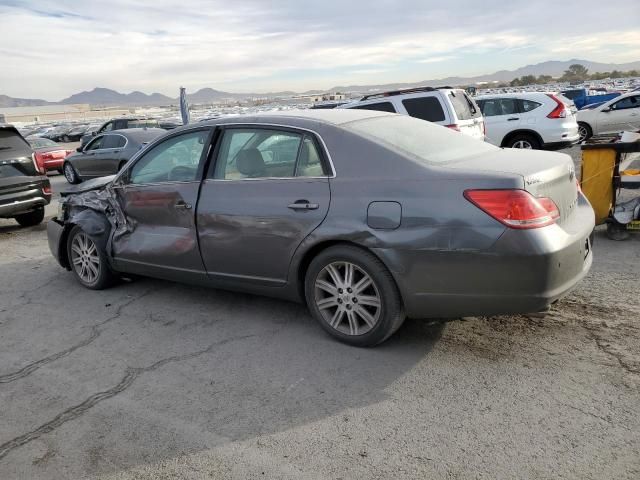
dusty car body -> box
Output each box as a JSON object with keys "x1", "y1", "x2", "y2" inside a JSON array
[{"x1": 47, "y1": 109, "x2": 595, "y2": 346}]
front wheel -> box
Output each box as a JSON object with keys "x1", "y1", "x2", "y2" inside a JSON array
[
  {"x1": 305, "y1": 245, "x2": 405, "y2": 347},
  {"x1": 578, "y1": 122, "x2": 592, "y2": 143},
  {"x1": 67, "y1": 226, "x2": 117, "y2": 289},
  {"x1": 63, "y1": 162, "x2": 80, "y2": 184},
  {"x1": 14, "y1": 206, "x2": 44, "y2": 227}
]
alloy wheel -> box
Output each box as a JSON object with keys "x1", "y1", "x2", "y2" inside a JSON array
[
  {"x1": 64, "y1": 163, "x2": 76, "y2": 183},
  {"x1": 578, "y1": 125, "x2": 589, "y2": 142},
  {"x1": 70, "y1": 232, "x2": 100, "y2": 284},
  {"x1": 314, "y1": 261, "x2": 382, "y2": 336},
  {"x1": 512, "y1": 140, "x2": 533, "y2": 149}
]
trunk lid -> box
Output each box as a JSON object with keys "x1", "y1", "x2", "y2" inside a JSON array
[{"x1": 443, "y1": 148, "x2": 579, "y2": 224}]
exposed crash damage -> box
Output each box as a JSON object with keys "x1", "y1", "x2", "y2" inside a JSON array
[{"x1": 48, "y1": 175, "x2": 131, "y2": 270}]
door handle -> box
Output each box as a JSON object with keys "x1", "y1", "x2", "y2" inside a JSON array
[
  {"x1": 175, "y1": 201, "x2": 192, "y2": 210},
  {"x1": 507, "y1": 117, "x2": 520, "y2": 121},
  {"x1": 288, "y1": 200, "x2": 319, "y2": 211}
]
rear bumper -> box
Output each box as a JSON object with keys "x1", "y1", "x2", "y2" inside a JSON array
[
  {"x1": 0, "y1": 177, "x2": 51, "y2": 218},
  {"x1": 544, "y1": 140, "x2": 578, "y2": 150},
  {"x1": 376, "y1": 195, "x2": 596, "y2": 319}
]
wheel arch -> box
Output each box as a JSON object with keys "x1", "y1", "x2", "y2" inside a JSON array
[{"x1": 500, "y1": 129, "x2": 544, "y2": 148}]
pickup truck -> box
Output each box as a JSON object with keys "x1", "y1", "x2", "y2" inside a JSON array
[{"x1": 561, "y1": 88, "x2": 621, "y2": 110}]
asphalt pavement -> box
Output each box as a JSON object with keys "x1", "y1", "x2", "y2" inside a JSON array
[{"x1": 0, "y1": 146, "x2": 638, "y2": 479}]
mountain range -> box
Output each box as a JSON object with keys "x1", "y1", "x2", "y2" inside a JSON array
[{"x1": 1, "y1": 58, "x2": 639, "y2": 108}]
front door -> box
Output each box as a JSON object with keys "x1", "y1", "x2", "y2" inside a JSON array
[
  {"x1": 600, "y1": 95, "x2": 640, "y2": 134},
  {"x1": 197, "y1": 126, "x2": 331, "y2": 286},
  {"x1": 111, "y1": 128, "x2": 213, "y2": 283}
]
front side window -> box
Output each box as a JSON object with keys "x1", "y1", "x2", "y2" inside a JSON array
[
  {"x1": 402, "y1": 97, "x2": 445, "y2": 122},
  {"x1": 85, "y1": 136, "x2": 105, "y2": 151},
  {"x1": 611, "y1": 96, "x2": 639, "y2": 111},
  {"x1": 214, "y1": 128, "x2": 326, "y2": 179},
  {"x1": 352, "y1": 102, "x2": 396, "y2": 113},
  {"x1": 129, "y1": 130, "x2": 209, "y2": 184}
]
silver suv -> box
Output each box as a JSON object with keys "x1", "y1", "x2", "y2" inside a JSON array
[{"x1": 340, "y1": 87, "x2": 485, "y2": 140}]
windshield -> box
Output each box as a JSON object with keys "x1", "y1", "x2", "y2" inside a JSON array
[{"x1": 345, "y1": 114, "x2": 497, "y2": 164}]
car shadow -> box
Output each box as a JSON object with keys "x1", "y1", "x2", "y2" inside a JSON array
[{"x1": 0, "y1": 258, "x2": 444, "y2": 477}]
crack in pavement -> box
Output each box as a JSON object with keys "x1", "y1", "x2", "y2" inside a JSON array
[
  {"x1": 583, "y1": 327, "x2": 639, "y2": 376},
  {"x1": 0, "y1": 333, "x2": 257, "y2": 462},
  {"x1": 0, "y1": 288, "x2": 158, "y2": 385}
]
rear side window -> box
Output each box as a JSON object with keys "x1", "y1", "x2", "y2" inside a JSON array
[
  {"x1": 402, "y1": 97, "x2": 445, "y2": 122},
  {"x1": 447, "y1": 91, "x2": 481, "y2": 120},
  {"x1": 520, "y1": 99, "x2": 542, "y2": 112},
  {"x1": 352, "y1": 102, "x2": 396, "y2": 113},
  {"x1": 479, "y1": 98, "x2": 519, "y2": 116},
  {"x1": 102, "y1": 134, "x2": 127, "y2": 149}
]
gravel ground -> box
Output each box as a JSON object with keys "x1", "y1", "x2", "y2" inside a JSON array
[{"x1": 0, "y1": 145, "x2": 638, "y2": 479}]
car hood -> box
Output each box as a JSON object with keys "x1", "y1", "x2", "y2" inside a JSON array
[{"x1": 60, "y1": 175, "x2": 116, "y2": 196}]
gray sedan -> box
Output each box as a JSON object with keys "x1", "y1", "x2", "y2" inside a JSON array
[
  {"x1": 63, "y1": 128, "x2": 166, "y2": 184},
  {"x1": 48, "y1": 110, "x2": 595, "y2": 347}
]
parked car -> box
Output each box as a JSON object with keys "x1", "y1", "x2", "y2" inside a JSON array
[
  {"x1": 576, "y1": 92, "x2": 640, "y2": 142},
  {"x1": 26, "y1": 136, "x2": 73, "y2": 173},
  {"x1": 63, "y1": 128, "x2": 166, "y2": 184},
  {"x1": 339, "y1": 86, "x2": 485, "y2": 140},
  {"x1": 80, "y1": 117, "x2": 161, "y2": 148},
  {"x1": 48, "y1": 110, "x2": 594, "y2": 347},
  {"x1": 0, "y1": 124, "x2": 52, "y2": 226},
  {"x1": 561, "y1": 88, "x2": 620, "y2": 110},
  {"x1": 43, "y1": 125, "x2": 72, "y2": 142},
  {"x1": 61, "y1": 125, "x2": 89, "y2": 142},
  {"x1": 475, "y1": 92, "x2": 579, "y2": 149}
]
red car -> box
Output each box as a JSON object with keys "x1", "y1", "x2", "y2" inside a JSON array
[{"x1": 26, "y1": 137, "x2": 74, "y2": 173}]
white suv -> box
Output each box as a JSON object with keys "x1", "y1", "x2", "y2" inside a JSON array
[
  {"x1": 475, "y1": 92, "x2": 579, "y2": 149},
  {"x1": 339, "y1": 87, "x2": 485, "y2": 140},
  {"x1": 576, "y1": 92, "x2": 640, "y2": 142}
]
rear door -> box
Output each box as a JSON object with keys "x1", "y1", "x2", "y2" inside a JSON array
[
  {"x1": 477, "y1": 97, "x2": 520, "y2": 146},
  {"x1": 197, "y1": 125, "x2": 331, "y2": 286}
]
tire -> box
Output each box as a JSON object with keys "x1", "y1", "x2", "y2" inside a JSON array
[
  {"x1": 62, "y1": 135, "x2": 70, "y2": 143},
  {"x1": 506, "y1": 134, "x2": 540, "y2": 150},
  {"x1": 66, "y1": 225, "x2": 117, "y2": 290},
  {"x1": 56, "y1": 168, "x2": 64, "y2": 175},
  {"x1": 578, "y1": 122, "x2": 592, "y2": 143},
  {"x1": 304, "y1": 245, "x2": 405, "y2": 347},
  {"x1": 14, "y1": 206, "x2": 44, "y2": 227},
  {"x1": 63, "y1": 162, "x2": 80, "y2": 184}
]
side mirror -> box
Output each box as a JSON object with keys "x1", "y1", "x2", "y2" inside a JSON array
[
  {"x1": 602, "y1": 107, "x2": 612, "y2": 113},
  {"x1": 76, "y1": 146, "x2": 83, "y2": 152},
  {"x1": 92, "y1": 131, "x2": 97, "y2": 136}
]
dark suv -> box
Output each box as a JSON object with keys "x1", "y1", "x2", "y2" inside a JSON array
[
  {"x1": 0, "y1": 125, "x2": 52, "y2": 227},
  {"x1": 80, "y1": 117, "x2": 160, "y2": 148}
]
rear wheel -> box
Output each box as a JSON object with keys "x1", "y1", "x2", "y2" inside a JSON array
[
  {"x1": 63, "y1": 162, "x2": 80, "y2": 184},
  {"x1": 67, "y1": 225, "x2": 116, "y2": 289},
  {"x1": 506, "y1": 134, "x2": 540, "y2": 150},
  {"x1": 62, "y1": 135, "x2": 70, "y2": 142},
  {"x1": 578, "y1": 122, "x2": 592, "y2": 143},
  {"x1": 305, "y1": 245, "x2": 405, "y2": 347},
  {"x1": 14, "y1": 206, "x2": 44, "y2": 227}
]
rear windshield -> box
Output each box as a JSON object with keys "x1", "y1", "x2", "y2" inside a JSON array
[
  {"x1": 0, "y1": 129, "x2": 36, "y2": 177},
  {"x1": 345, "y1": 114, "x2": 497, "y2": 164},
  {"x1": 0, "y1": 129, "x2": 32, "y2": 160},
  {"x1": 448, "y1": 91, "x2": 482, "y2": 120},
  {"x1": 401, "y1": 97, "x2": 445, "y2": 122}
]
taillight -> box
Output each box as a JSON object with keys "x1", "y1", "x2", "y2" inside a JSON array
[
  {"x1": 464, "y1": 189, "x2": 560, "y2": 229},
  {"x1": 445, "y1": 124, "x2": 461, "y2": 132},
  {"x1": 32, "y1": 153, "x2": 46, "y2": 174},
  {"x1": 546, "y1": 94, "x2": 567, "y2": 119}
]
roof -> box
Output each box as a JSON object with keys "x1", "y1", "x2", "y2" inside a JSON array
[
  {"x1": 475, "y1": 92, "x2": 555, "y2": 100},
  {"x1": 205, "y1": 108, "x2": 393, "y2": 127},
  {"x1": 109, "y1": 127, "x2": 167, "y2": 143}
]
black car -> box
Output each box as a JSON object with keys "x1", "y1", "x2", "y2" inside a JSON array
[
  {"x1": 63, "y1": 128, "x2": 166, "y2": 184},
  {"x1": 61, "y1": 125, "x2": 90, "y2": 142},
  {"x1": 80, "y1": 117, "x2": 161, "y2": 148},
  {"x1": 0, "y1": 125, "x2": 52, "y2": 226}
]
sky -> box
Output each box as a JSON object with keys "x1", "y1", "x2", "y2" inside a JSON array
[{"x1": 1, "y1": 0, "x2": 639, "y2": 101}]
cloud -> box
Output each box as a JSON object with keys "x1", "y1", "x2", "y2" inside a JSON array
[{"x1": 0, "y1": 0, "x2": 639, "y2": 99}]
